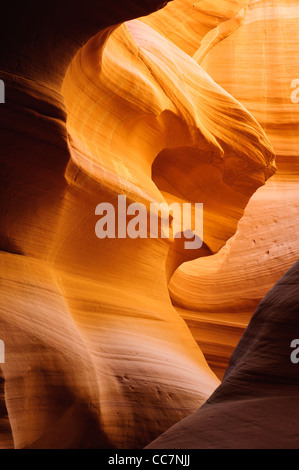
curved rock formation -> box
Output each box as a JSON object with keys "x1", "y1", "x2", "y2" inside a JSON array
[
  {"x1": 168, "y1": 0, "x2": 299, "y2": 378},
  {"x1": 0, "y1": 0, "x2": 294, "y2": 450},
  {"x1": 63, "y1": 18, "x2": 275, "y2": 275},
  {"x1": 142, "y1": 0, "x2": 250, "y2": 56},
  {"x1": 0, "y1": 1, "x2": 219, "y2": 449},
  {"x1": 147, "y1": 259, "x2": 299, "y2": 449}
]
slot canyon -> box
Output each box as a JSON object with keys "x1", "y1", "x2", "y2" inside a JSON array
[{"x1": 0, "y1": 0, "x2": 298, "y2": 449}]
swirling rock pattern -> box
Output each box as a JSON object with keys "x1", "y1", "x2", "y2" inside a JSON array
[
  {"x1": 169, "y1": 0, "x2": 299, "y2": 379},
  {"x1": 0, "y1": 0, "x2": 296, "y2": 449},
  {"x1": 147, "y1": 260, "x2": 299, "y2": 449}
]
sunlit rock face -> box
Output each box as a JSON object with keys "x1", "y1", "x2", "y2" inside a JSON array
[
  {"x1": 142, "y1": 0, "x2": 250, "y2": 56},
  {"x1": 168, "y1": 0, "x2": 299, "y2": 379},
  {"x1": 147, "y1": 260, "x2": 299, "y2": 449},
  {"x1": 0, "y1": 0, "x2": 295, "y2": 449},
  {"x1": 0, "y1": 1, "x2": 219, "y2": 449}
]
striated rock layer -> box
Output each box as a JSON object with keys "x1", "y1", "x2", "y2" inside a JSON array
[
  {"x1": 0, "y1": 0, "x2": 295, "y2": 449},
  {"x1": 147, "y1": 260, "x2": 299, "y2": 449},
  {"x1": 167, "y1": 0, "x2": 299, "y2": 378},
  {"x1": 0, "y1": 0, "x2": 218, "y2": 449}
]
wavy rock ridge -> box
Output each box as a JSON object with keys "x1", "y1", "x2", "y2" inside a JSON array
[
  {"x1": 147, "y1": 260, "x2": 299, "y2": 449},
  {"x1": 169, "y1": 0, "x2": 299, "y2": 378},
  {"x1": 0, "y1": 0, "x2": 296, "y2": 449}
]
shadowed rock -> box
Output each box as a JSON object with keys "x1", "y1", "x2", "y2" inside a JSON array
[{"x1": 147, "y1": 259, "x2": 299, "y2": 448}]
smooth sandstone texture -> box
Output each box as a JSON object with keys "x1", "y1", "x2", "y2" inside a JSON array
[
  {"x1": 63, "y1": 19, "x2": 275, "y2": 269},
  {"x1": 142, "y1": 0, "x2": 250, "y2": 57},
  {"x1": 147, "y1": 260, "x2": 299, "y2": 449},
  {"x1": 168, "y1": 0, "x2": 299, "y2": 378},
  {"x1": 0, "y1": 0, "x2": 295, "y2": 449},
  {"x1": 0, "y1": 0, "x2": 262, "y2": 448}
]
